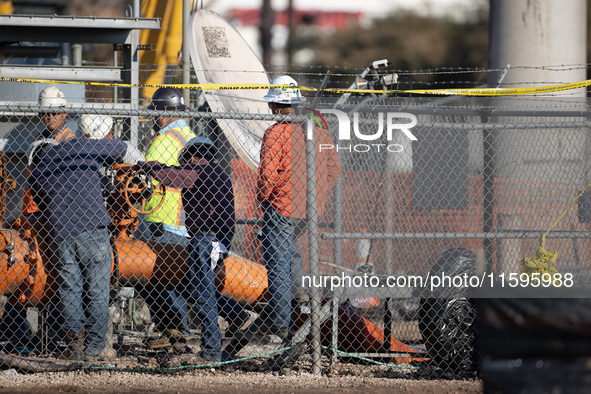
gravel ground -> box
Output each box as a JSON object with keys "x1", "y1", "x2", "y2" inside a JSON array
[
  {"x1": 0, "y1": 312, "x2": 482, "y2": 394},
  {"x1": 0, "y1": 367, "x2": 482, "y2": 394},
  {"x1": 0, "y1": 341, "x2": 482, "y2": 394}
]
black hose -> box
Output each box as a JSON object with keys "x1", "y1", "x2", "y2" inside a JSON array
[{"x1": 0, "y1": 351, "x2": 81, "y2": 373}]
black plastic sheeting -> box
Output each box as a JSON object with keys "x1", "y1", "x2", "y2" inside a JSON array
[
  {"x1": 479, "y1": 298, "x2": 591, "y2": 393},
  {"x1": 482, "y1": 358, "x2": 591, "y2": 394},
  {"x1": 479, "y1": 297, "x2": 591, "y2": 359},
  {"x1": 418, "y1": 248, "x2": 480, "y2": 377}
]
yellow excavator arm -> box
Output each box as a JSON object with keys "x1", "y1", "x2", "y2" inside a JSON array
[
  {"x1": 139, "y1": 0, "x2": 184, "y2": 99},
  {"x1": 0, "y1": 0, "x2": 14, "y2": 15}
]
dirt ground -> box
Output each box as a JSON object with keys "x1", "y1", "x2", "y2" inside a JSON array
[
  {"x1": 0, "y1": 370, "x2": 482, "y2": 394},
  {"x1": 0, "y1": 309, "x2": 482, "y2": 393}
]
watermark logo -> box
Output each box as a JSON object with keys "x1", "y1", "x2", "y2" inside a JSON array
[{"x1": 300, "y1": 108, "x2": 417, "y2": 153}]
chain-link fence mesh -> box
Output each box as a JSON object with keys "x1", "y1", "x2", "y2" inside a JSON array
[{"x1": 0, "y1": 80, "x2": 590, "y2": 377}]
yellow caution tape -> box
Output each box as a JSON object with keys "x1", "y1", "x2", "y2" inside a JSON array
[
  {"x1": 517, "y1": 180, "x2": 591, "y2": 287},
  {"x1": 519, "y1": 237, "x2": 560, "y2": 287},
  {"x1": 519, "y1": 179, "x2": 591, "y2": 285},
  {"x1": 1, "y1": 76, "x2": 591, "y2": 97},
  {"x1": 404, "y1": 78, "x2": 591, "y2": 96}
]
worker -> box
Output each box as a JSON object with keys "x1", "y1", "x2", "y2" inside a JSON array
[
  {"x1": 27, "y1": 133, "x2": 144, "y2": 362},
  {"x1": 256, "y1": 75, "x2": 341, "y2": 339},
  {"x1": 78, "y1": 114, "x2": 114, "y2": 140},
  {"x1": 141, "y1": 137, "x2": 249, "y2": 364},
  {"x1": 23, "y1": 86, "x2": 75, "y2": 217},
  {"x1": 10, "y1": 86, "x2": 75, "y2": 354},
  {"x1": 133, "y1": 87, "x2": 197, "y2": 352},
  {"x1": 78, "y1": 114, "x2": 145, "y2": 198}
]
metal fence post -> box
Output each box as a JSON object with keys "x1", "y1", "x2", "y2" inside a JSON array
[{"x1": 306, "y1": 117, "x2": 321, "y2": 375}]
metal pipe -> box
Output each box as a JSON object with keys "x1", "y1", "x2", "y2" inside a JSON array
[
  {"x1": 60, "y1": 43, "x2": 69, "y2": 66},
  {"x1": 235, "y1": 219, "x2": 333, "y2": 228},
  {"x1": 306, "y1": 117, "x2": 321, "y2": 375},
  {"x1": 6, "y1": 103, "x2": 591, "y2": 121},
  {"x1": 113, "y1": 49, "x2": 118, "y2": 103},
  {"x1": 133, "y1": 0, "x2": 140, "y2": 17},
  {"x1": 480, "y1": 66, "x2": 508, "y2": 273},
  {"x1": 334, "y1": 107, "x2": 591, "y2": 118},
  {"x1": 12, "y1": 104, "x2": 591, "y2": 126},
  {"x1": 182, "y1": 0, "x2": 191, "y2": 107},
  {"x1": 320, "y1": 231, "x2": 591, "y2": 240},
  {"x1": 310, "y1": 71, "x2": 332, "y2": 110},
  {"x1": 394, "y1": 121, "x2": 591, "y2": 131},
  {"x1": 331, "y1": 290, "x2": 340, "y2": 367},
  {"x1": 332, "y1": 164, "x2": 343, "y2": 272},
  {"x1": 482, "y1": 123, "x2": 496, "y2": 272},
  {"x1": 71, "y1": 44, "x2": 82, "y2": 67},
  {"x1": 130, "y1": 0, "x2": 141, "y2": 146}
]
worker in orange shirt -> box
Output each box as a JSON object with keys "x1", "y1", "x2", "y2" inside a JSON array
[{"x1": 256, "y1": 75, "x2": 341, "y2": 339}]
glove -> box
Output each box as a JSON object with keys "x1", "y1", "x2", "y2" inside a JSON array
[{"x1": 123, "y1": 143, "x2": 146, "y2": 165}]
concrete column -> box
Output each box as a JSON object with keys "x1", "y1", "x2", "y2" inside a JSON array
[
  {"x1": 488, "y1": 0, "x2": 587, "y2": 270},
  {"x1": 489, "y1": 0, "x2": 586, "y2": 90}
]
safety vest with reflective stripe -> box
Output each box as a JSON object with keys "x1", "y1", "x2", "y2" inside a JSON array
[
  {"x1": 144, "y1": 126, "x2": 197, "y2": 226},
  {"x1": 22, "y1": 127, "x2": 75, "y2": 216}
]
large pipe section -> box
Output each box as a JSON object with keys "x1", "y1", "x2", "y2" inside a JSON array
[{"x1": 0, "y1": 164, "x2": 267, "y2": 308}]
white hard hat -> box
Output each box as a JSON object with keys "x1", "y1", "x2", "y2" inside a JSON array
[
  {"x1": 264, "y1": 75, "x2": 306, "y2": 104},
  {"x1": 78, "y1": 114, "x2": 114, "y2": 139},
  {"x1": 38, "y1": 86, "x2": 67, "y2": 108}
]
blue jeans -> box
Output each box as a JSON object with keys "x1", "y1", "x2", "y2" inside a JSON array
[
  {"x1": 262, "y1": 204, "x2": 296, "y2": 333},
  {"x1": 0, "y1": 303, "x2": 30, "y2": 342},
  {"x1": 183, "y1": 234, "x2": 223, "y2": 361},
  {"x1": 56, "y1": 227, "x2": 112, "y2": 356},
  {"x1": 217, "y1": 295, "x2": 245, "y2": 324},
  {"x1": 134, "y1": 217, "x2": 191, "y2": 336},
  {"x1": 291, "y1": 219, "x2": 308, "y2": 292}
]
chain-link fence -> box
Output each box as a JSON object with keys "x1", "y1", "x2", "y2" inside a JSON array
[{"x1": 0, "y1": 82, "x2": 590, "y2": 377}]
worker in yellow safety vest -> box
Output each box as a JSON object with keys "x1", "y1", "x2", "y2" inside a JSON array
[{"x1": 134, "y1": 87, "x2": 197, "y2": 352}]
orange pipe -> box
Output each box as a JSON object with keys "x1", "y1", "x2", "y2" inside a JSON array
[
  {"x1": 0, "y1": 229, "x2": 31, "y2": 297},
  {"x1": 216, "y1": 253, "x2": 268, "y2": 305},
  {"x1": 1, "y1": 225, "x2": 421, "y2": 363},
  {"x1": 0, "y1": 220, "x2": 268, "y2": 308}
]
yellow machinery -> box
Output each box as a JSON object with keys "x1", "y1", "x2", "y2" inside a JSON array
[
  {"x1": 0, "y1": 0, "x2": 13, "y2": 15},
  {"x1": 139, "y1": 0, "x2": 184, "y2": 100}
]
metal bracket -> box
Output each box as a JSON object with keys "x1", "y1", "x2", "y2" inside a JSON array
[
  {"x1": 138, "y1": 44, "x2": 156, "y2": 51},
  {"x1": 116, "y1": 44, "x2": 156, "y2": 51}
]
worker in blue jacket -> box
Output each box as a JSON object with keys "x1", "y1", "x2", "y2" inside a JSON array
[
  {"x1": 28, "y1": 137, "x2": 142, "y2": 362},
  {"x1": 142, "y1": 136, "x2": 249, "y2": 364}
]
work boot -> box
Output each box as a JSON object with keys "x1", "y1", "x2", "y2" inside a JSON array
[
  {"x1": 225, "y1": 312, "x2": 256, "y2": 338},
  {"x1": 171, "y1": 340, "x2": 192, "y2": 354},
  {"x1": 264, "y1": 340, "x2": 308, "y2": 371},
  {"x1": 60, "y1": 330, "x2": 84, "y2": 361},
  {"x1": 186, "y1": 354, "x2": 220, "y2": 366},
  {"x1": 84, "y1": 346, "x2": 117, "y2": 362},
  {"x1": 164, "y1": 329, "x2": 192, "y2": 353},
  {"x1": 251, "y1": 317, "x2": 291, "y2": 339},
  {"x1": 145, "y1": 335, "x2": 172, "y2": 350}
]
